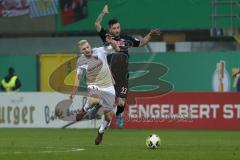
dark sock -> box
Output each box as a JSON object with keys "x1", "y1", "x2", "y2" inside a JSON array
[{"x1": 116, "y1": 105, "x2": 125, "y2": 116}]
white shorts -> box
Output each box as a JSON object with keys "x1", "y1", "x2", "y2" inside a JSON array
[
  {"x1": 88, "y1": 85, "x2": 115, "y2": 96},
  {"x1": 87, "y1": 85, "x2": 116, "y2": 111}
]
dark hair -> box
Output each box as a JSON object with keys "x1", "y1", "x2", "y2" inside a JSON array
[
  {"x1": 108, "y1": 19, "x2": 119, "y2": 27},
  {"x1": 8, "y1": 67, "x2": 15, "y2": 75}
]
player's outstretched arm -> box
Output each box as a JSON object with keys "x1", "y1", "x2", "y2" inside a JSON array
[
  {"x1": 95, "y1": 5, "x2": 109, "y2": 32},
  {"x1": 70, "y1": 73, "x2": 81, "y2": 100},
  {"x1": 139, "y1": 29, "x2": 161, "y2": 47}
]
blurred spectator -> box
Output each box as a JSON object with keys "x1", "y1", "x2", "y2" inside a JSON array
[
  {"x1": 232, "y1": 68, "x2": 240, "y2": 92},
  {"x1": 0, "y1": 67, "x2": 21, "y2": 92}
]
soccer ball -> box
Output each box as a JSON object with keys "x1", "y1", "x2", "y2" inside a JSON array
[{"x1": 146, "y1": 134, "x2": 161, "y2": 149}]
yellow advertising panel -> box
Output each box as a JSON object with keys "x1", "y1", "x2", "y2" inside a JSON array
[{"x1": 39, "y1": 53, "x2": 77, "y2": 92}]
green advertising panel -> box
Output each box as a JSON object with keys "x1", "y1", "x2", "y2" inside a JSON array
[
  {"x1": 56, "y1": 0, "x2": 213, "y2": 32},
  {"x1": 129, "y1": 52, "x2": 240, "y2": 92},
  {"x1": 0, "y1": 55, "x2": 37, "y2": 91}
]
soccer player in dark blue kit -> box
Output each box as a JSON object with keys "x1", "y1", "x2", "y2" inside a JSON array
[{"x1": 95, "y1": 5, "x2": 161, "y2": 128}]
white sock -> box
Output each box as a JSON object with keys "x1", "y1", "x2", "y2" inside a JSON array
[{"x1": 99, "y1": 120, "x2": 110, "y2": 134}]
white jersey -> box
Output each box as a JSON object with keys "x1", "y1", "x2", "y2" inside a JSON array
[{"x1": 77, "y1": 46, "x2": 115, "y2": 88}]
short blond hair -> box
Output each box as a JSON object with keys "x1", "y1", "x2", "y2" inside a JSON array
[{"x1": 78, "y1": 40, "x2": 88, "y2": 46}]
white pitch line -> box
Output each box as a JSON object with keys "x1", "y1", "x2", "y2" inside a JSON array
[
  {"x1": 38, "y1": 148, "x2": 85, "y2": 153},
  {"x1": 0, "y1": 148, "x2": 85, "y2": 154}
]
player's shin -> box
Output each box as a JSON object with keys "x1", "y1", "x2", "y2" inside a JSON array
[
  {"x1": 116, "y1": 105, "x2": 125, "y2": 116},
  {"x1": 99, "y1": 120, "x2": 110, "y2": 133},
  {"x1": 116, "y1": 104, "x2": 126, "y2": 128},
  {"x1": 99, "y1": 112, "x2": 113, "y2": 133}
]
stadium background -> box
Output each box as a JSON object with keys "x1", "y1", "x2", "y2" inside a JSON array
[{"x1": 0, "y1": 0, "x2": 240, "y2": 159}]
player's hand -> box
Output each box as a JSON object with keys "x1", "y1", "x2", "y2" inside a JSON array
[
  {"x1": 105, "y1": 34, "x2": 120, "y2": 52},
  {"x1": 149, "y1": 29, "x2": 161, "y2": 36},
  {"x1": 106, "y1": 34, "x2": 114, "y2": 44},
  {"x1": 102, "y1": 5, "x2": 109, "y2": 14}
]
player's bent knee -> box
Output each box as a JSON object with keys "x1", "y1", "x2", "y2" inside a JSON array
[{"x1": 116, "y1": 98, "x2": 126, "y2": 106}]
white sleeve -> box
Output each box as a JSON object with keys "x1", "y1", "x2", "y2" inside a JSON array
[
  {"x1": 77, "y1": 66, "x2": 83, "y2": 75},
  {"x1": 77, "y1": 65, "x2": 87, "y2": 75},
  {"x1": 97, "y1": 46, "x2": 116, "y2": 55}
]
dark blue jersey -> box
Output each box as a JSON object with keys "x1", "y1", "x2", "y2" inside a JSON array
[
  {"x1": 97, "y1": 27, "x2": 140, "y2": 89},
  {"x1": 98, "y1": 27, "x2": 140, "y2": 55}
]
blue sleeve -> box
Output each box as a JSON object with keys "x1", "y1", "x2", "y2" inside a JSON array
[{"x1": 128, "y1": 35, "x2": 140, "y2": 47}]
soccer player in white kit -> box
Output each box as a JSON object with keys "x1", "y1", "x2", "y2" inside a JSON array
[{"x1": 70, "y1": 37, "x2": 120, "y2": 145}]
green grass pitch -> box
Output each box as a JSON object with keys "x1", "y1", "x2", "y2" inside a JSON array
[{"x1": 0, "y1": 128, "x2": 240, "y2": 160}]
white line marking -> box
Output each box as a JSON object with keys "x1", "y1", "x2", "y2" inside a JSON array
[
  {"x1": 0, "y1": 148, "x2": 85, "y2": 154},
  {"x1": 38, "y1": 148, "x2": 85, "y2": 154}
]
